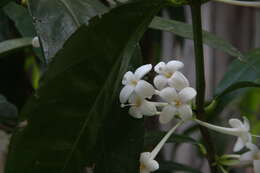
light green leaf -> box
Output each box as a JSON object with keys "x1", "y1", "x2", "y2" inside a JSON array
[{"x1": 0, "y1": 38, "x2": 32, "y2": 58}]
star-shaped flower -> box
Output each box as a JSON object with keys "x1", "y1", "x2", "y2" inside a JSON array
[
  {"x1": 119, "y1": 64, "x2": 155, "y2": 103},
  {"x1": 158, "y1": 87, "x2": 196, "y2": 124}
]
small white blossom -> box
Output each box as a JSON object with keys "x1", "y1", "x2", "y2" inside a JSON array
[
  {"x1": 119, "y1": 64, "x2": 155, "y2": 103},
  {"x1": 32, "y1": 36, "x2": 40, "y2": 48},
  {"x1": 195, "y1": 117, "x2": 251, "y2": 152},
  {"x1": 139, "y1": 152, "x2": 159, "y2": 173},
  {"x1": 240, "y1": 143, "x2": 260, "y2": 173},
  {"x1": 153, "y1": 60, "x2": 189, "y2": 90},
  {"x1": 158, "y1": 87, "x2": 196, "y2": 124},
  {"x1": 127, "y1": 94, "x2": 157, "y2": 119}
]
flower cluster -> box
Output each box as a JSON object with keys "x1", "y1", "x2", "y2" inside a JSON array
[
  {"x1": 120, "y1": 60, "x2": 197, "y2": 123},
  {"x1": 119, "y1": 60, "x2": 260, "y2": 173},
  {"x1": 119, "y1": 60, "x2": 196, "y2": 173}
]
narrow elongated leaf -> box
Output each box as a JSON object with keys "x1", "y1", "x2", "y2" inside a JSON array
[
  {"x1": 6, "y1": 1, "x2": 167, "y2": 173},
  {"x1": 213, "y1": 48, "x2": 260, "y2": 113},
  {"x1": 28, "y1": 0, "x2": 108, "y2": 61},
  {"x1": 149, "y1": 17, "x2": 243, "y2": 58},
  {"x1": 215, "y1": 49, "x2": 260, "y2": 96},
  {"x1": 0, "y1": 38, "x2": 32, "y2": 57},
  {"x1": 157, "y1": 161, "x2": 202, "y2": 173},
  {"x1": 144, "y1": 131, "x2": 197, "y2": 148}
]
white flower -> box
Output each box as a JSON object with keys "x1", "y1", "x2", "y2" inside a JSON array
[
  {"x1": 240, "y1": 143, "x2": 260, "y2": 173},
  {"x1": 139, "y1": 121, "x2": 183, "y2": 173},
  {"x1": 158, "y1": 87, "x2": 196, "y2": 124},
  {"x1": 139, "y1": 152, "x2": 159, "y2": 173},
  {"x1": 127, "y1": 94, "x2": 157, "y2": 119},
  {"x1": 32, "y1": 36, "x2": 40, "y2": 48},
  {"x1": 195, "y1": 117, "x2": 251, "y2": 152},
  {"x1": 153, "y1": 60, "x2": 189, "y2": 90},
  {"x1": 119, "y1": 64, "x2": 155, "y2": 103}
]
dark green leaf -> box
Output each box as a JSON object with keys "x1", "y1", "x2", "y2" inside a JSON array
[
  {"x1": 149, "y1": 17, "x2": 243, "y2": 58},
  {"x1": 215, "y1": 49, "x2": 260, "y2": 96},
  {"x1": 213, "y1": 48, "x2": 260, "y2": 113},
  {"x1": 156, "y1": 161, "x2": 202, "y2": 173},
  {"x1": 0, "y1": 38, "x2": 32, "y2": 58},
  {"x1": 3, "y1": 2, "x2": 36, "y2": 37},
  {"x1": 6, "y1": 1, "x2": 167, "y2": 173},
  {"x1": 3, "y1": 2, "x2": 44, "y2": 61},
  {"x1": 0, "y1": 0, "x2": 13, "y2": 8},
  {"x1": 144, "y1": 131, "x2": 197, "y2": 149},
  {"x1": 28, "y1": 0, "x2": 108, "y2": 61}
]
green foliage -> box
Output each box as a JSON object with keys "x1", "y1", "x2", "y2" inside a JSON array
[
  {"x1": 157, "y1": 161, "x2": 202, "y2": 173},
  {"x1": 5, "y1": 1, "x2": 168, "y2": 172},
  {"x1": 144, "y1": 131, "x2": 197, "y2": 148},
  {"x1": 150, "y1": 16, "x2": 243, "y2": 58},
  {"x1": 214, "y1": 48, "x2": 260, "y2": 113},
  {"x1": 0, "y1": 0, "x2": 13, "y2": 8},
  {"x1": 0, "y1": 38, "x2": 32, "y2": 58},
  {"x1": 28, "y1": 0, "x2": 108, "y2": 61},
  {"x1": 3, "y1": 2, "x2": 36, "y2": 37}
]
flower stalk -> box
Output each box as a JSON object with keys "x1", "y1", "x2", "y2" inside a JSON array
[{"x1": 190, "y1": 1, "x2": 219, "y2": 172}]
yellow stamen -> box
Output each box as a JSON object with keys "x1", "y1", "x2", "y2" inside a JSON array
[
  {"x1": 164, "y1": 72, "x2": 172, "y2": 78},
  {"x1": 131, "y1": 80, "x2": 138, "y2": 85},
  {"x1": 140, "y1": 163, "x2": 146, "y2": 171},
  {"x1": 175, "y1": 100, "x2": 182, "y2": 107}
]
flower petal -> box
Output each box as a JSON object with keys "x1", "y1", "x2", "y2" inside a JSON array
[
  {"x1": 243, "y1": 117, "x2": 250, "y2": 131},
  {"x1": 246, "y1": 143, "x2": 259, "y2": 152},
  {"x1": 253, "y1": 160, "x2": 260, "y2": 173},
  {"x1": 240, "y1": 151, "x2": 254, "y2": 161},
  {"x1": 146, "y1": 160, "x2": 159, "y2": 171},
  {"x1": 129, "y1": 107, "x2": 143, "y2": 119},
  {"x1": 135, "y1": 80, "x2": 155, "y2": 99},
  {"x1": 159, "y1": 87, "x2": 178, "y2": 103},
  {"x1": 166, "y1": 60, "x2": 184, "y2": 73},
  {"x1": 119, "y1": 85, "x2": 135, "y2": 103},
  {"x1": 122, "y1": 71, "x2": 135, "y2": 85},
  {"x1": 140, "y1": 152, "x2": 151, "y2": 163},
  {"x1": 159, "y1": 105, "x2": 176, "y2": 124},
  {"x1": 153, "y1": 75, "x2": 168, "y2": 90},
  {"x1": 229, "y1": 119, "x2": 243, "y2": 128},
  {"x1": 168, "y1": 71, "x2": 189, "y2": 91},
  {"x1": 140, "y1": 101, "x2": 157, "y2": 116},
  {"x1": 233, "y1": 137, "x2": 245, "y2": 152},
  {"x1": 154, "y1": 62, "x2": 166, "y2": 74},
  {"x1": 135, "y1": 64, "x2": 152, "y2": 79},
  {"x1": 178, "y1": 87, "x2": 197, "y2": 103},
  {"x1": 178, "y1": 104, "x2": 193, "y2": 120}
]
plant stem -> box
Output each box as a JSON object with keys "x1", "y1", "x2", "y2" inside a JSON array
[{"x1": 190, "y1": 1, "x2": 219, "y2": 173}]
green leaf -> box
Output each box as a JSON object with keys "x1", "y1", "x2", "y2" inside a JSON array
[
  {"x1": 0, "y1": 0, "x2": 13, "y2": 8},
  {"x1": 144, "y1": 131, "x2": 197, "y2": 149},
  {"x1": 6, "y1": 1, "x2": 167, "y2": 173},
  {"x1": 215, "y1": 49, "x2": 260, "y2": 96},
  {"x1": 149, "y1": 16, "x2": 243, "y2": 58},
  {"x1": 0, "y1": 38, "x2": 32, "y2": 58},
  {"x1": 3, "y1": 2, "x2": 36, "y2": 37},
  {"x1": 3, "y1": 2, "x2": 44, "y2": 61},
  {"x1": 28, "y1": 0, "x2": 108, "y2": 61},
  {"x1": 213, "y1": 48, "x2": 260, "y2": 113},
  {"x1": 157, "y1": 161, "x2": 202, "y2": 173}
]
